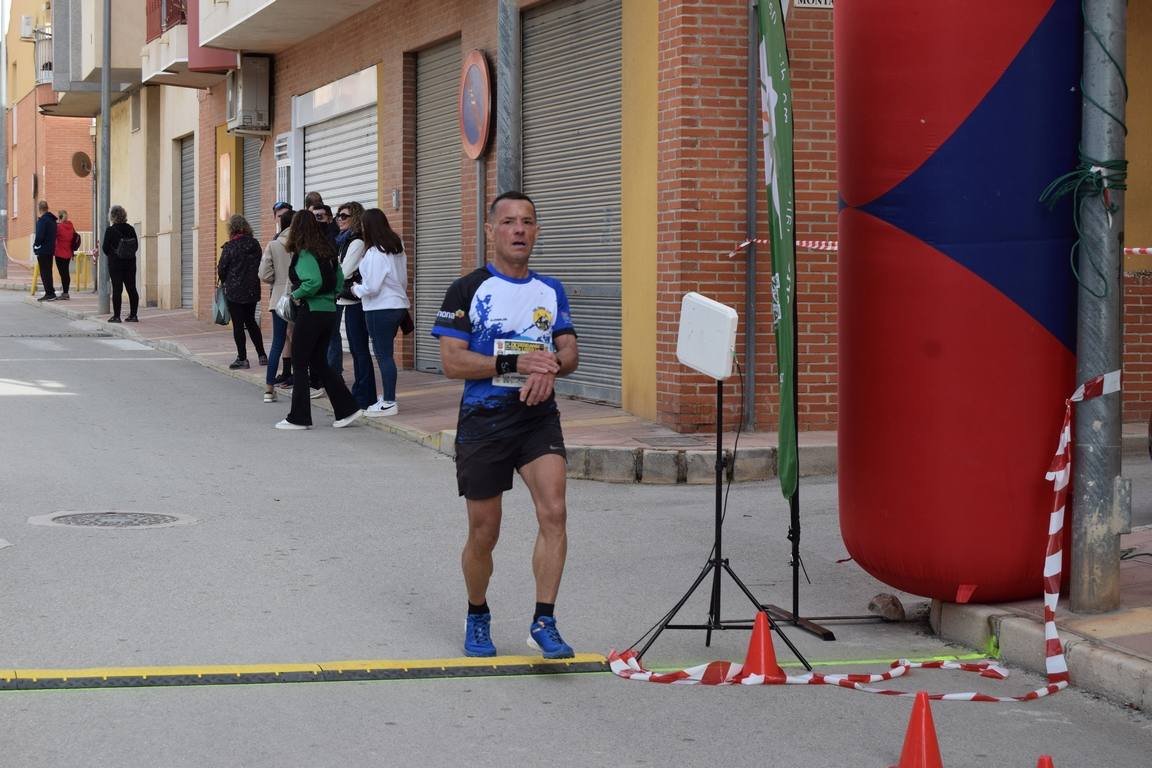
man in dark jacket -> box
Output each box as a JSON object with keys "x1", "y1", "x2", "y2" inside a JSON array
[{"x1": 32, "y1": 201, "x2": 58, "y2": 301}]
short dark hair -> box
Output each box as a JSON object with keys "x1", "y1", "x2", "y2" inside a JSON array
[
  {"x1": 304, "y1": 191, "x2": 325, "y2": 209},
  {"x1": 279, "y1": 210, "x2": 293, "y2": 232},
  {"x1": 488, "y1": 191, "x2": 536, "y2": 222}
]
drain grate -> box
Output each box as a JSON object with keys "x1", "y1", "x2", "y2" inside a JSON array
[{"x1": 28, "y1": 511, "x2": 196, "y2": 529}]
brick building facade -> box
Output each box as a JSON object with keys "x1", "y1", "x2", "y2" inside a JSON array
[{"x1": 183, "y1": 0, "x2": 1151, "y2": 435}]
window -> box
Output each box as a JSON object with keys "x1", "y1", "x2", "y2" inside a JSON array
[
  {"x1": 11, "y1": 102, "x2": 16, "y2": 146},
  {"x1": 12, "y1": 177, "x2": 17, "y2": 218},
  {"x1": 131, "y1": 91, "x2": 141, "y2": 133}
]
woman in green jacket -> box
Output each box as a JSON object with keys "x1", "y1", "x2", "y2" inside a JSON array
[{"x1": 275, "y1": 210, "x2": 363, "y2": 430}]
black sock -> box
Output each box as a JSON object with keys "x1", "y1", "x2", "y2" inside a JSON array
[
  {"x1": 468, "y1": 601, "x2": 490, "y2": 616},
  {"x1": 533, "y1": 602, "x2": 555, "y2": 622}
]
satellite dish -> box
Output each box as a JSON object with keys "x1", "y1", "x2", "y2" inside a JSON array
[{"x1": 72, "y1": 152, "x2": 92, "y2": 178}]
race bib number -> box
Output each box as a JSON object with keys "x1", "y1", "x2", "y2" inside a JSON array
[{"x1": 492, "y1": 339, "x2": 550, "y2": 388}]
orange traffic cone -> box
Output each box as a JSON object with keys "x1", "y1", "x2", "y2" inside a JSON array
[
  {"x1": 741, "y1": 611, "x2": 785, "y2": 683},
  {"x1": 1036, "y1": 757, "x2": 1055, "y2": 768},
  {"x1": 892, "y1": 691, "x2": 944, "y2": 768}
]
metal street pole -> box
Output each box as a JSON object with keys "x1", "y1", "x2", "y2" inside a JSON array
[
  {"x1": 97, "y1": 0, "x2": 111, "y2": 313},
  {"x1": 1071, "y1": 0, "x2": 1128, "y2": 613}
]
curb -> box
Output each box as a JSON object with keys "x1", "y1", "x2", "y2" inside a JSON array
[{"x1": 930, "y1": 600, "x2": 1152, "y2": 712}]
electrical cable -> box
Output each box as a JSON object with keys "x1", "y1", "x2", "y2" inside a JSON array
[{"x1": 1037, "y1": 0, "x2": 1129, "y2": 299}]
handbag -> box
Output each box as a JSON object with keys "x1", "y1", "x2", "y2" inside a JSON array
[
  {"x1": 400, "y1": 308, "x2": 414, "y2": 335},
  {"x1": 275, "y1": 292, "x2": 296, "y2": 323},
  {"x1": 212, "y1": 285, "x2": 230, "y2": 326}
]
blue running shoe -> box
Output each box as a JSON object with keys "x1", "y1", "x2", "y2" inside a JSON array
[
  {"x1": 527, "y1": 616, "x2": 574, "y2": 659},
  {"x1": 464, "y1": 612, "x2": 496, "y2": 657}
]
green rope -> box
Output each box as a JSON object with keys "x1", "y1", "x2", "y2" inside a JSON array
[{"x1": 1038, "y1": 0, "x2": 1129, "y2": 299}]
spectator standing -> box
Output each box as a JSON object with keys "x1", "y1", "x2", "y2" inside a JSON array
[
  {"x1": 275, "y1": 209, "x2": 363, "y2": 430},
  {"x1": 54, "y1": 210, "x2": 78, "y2": 300},
  {"x1": 33, "y1": 201, "x2": 58, "y2": 301},
  {"x1": 217, "y1": 214, "x2": 268, "y2": 370},
  {"x1": 100, "y1": 205, "x2": 140, "y2": 323},
  {"x1": 335, "y1": 202, "x2": 376, "y2": 409},
  {"x1": 352, "y1": 208, "x2": 410, "y2": 417},
  {"x1": 260, "y1": 210, "x2": 295, "y2": 402}
]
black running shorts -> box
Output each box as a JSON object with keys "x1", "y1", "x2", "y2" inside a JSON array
[{"x1": 454, "y1": 415, "x2": 567, "y2": 500}]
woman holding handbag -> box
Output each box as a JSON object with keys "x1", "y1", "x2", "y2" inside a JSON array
[
  {"x1": 275, "y1": 210, "x2": 363, "y2": 430},
  {"x1": 217, "y1": 215, "x2": 268, "y2": 370},
  {"x1": 352, "y1": 208, "x2": 410, "y2": 417}
]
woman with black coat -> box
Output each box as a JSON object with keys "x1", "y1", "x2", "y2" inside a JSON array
[
  {"x1": 217, "y1": 214, "x2": 268, "y2": 369},
  {"x1": 100, "y1": 205, "x2": 140, "y2": 323}
]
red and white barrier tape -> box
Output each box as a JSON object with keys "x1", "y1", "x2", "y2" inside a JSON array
[
  {"x1": 728, "y1": 239, "x2": 839, "y2": 257},
  {"x1": 610, "y1": 370, "x2": 1122, "y2": 700},
  {"x1": 728, "y1": 242, "x2": 1152, "y2": 257}
]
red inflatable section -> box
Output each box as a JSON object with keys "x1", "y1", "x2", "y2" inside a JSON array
[
  {"x1": 838, "y1": 209, "x2": 1072, "y2": 602},
  {"x1": 836, "y1": 0, "x2": 1053, "y2": 207}
]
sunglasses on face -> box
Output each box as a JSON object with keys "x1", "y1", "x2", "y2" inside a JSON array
[{"x1": 335, "y1": 213, "x2": 351, "y2": 220}]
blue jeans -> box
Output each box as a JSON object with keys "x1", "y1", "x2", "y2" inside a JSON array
[
  {"x1": 365, "y1": 308, "x2": 406, "y2": 402},
  {"x1": 265, "y1": 311, "x2": 289, "y2": 386},
  {"x1": 343, "y1": 302, "x2": 377, "y2": 409},
  {"x1": 326, "y1": 304, "x2": 344, "y2": 374}
]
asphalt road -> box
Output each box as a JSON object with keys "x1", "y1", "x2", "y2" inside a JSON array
[{"x1": 1, "y1": 292, "x2": 1149, "y2": 767}]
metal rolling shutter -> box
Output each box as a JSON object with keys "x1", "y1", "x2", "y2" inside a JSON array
[
  {"x1": 414, "y1": 40, "x2": 462, "y2": 372},
  {"x1": 180, "y1": 136, "x2": 195, "y2": 308},
  {"x1": 523, "y1": 0, "x2": 622, "y2": 403},
  {"x1": 303, "y1": 106, "x2": 379, "y2": 210},
  {"x1": 241, "y1": 137, "x2": 262, "y2": 242}
]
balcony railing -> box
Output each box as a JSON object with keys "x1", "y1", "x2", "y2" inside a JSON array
[
  {"x1": 146, "y1": 0, "x2": 188, "y2": 44},
  {"x1": 34, "y1": 29, "x2": 53, "y2": 84}
]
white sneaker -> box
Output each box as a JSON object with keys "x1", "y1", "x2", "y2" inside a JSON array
[
  {"x1": 309, "y1": 387, "x2": 324, "y2": 399},
  {"x1": 263, "y1": 391, "x2": 277, "y2": 403},
  {"x1": 333, "y1": 410, "x2": 364, "y2": 429},
  {"x1": 365, "y1": 400, "x2": 399, "y2": 417},
  {"x1": 275, "y1": 419, "x2": 309, "y2": 430}
]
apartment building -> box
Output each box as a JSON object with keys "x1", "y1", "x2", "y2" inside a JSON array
[{"x1": 5, "y1": 0, "x2": 94, "y2": 269}]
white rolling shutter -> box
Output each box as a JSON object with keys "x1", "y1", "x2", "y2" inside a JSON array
[
  {"x1": 179, "y1": 136, "x2": 195, "y2": 308},
  {"x1": 303, "y1": 106, "x2": 379, "y2": 210},
  {"x1": 523, "y1": 0, "x2": 622, "y2": 403},
  {"x1": 241, "y1": 137, "x2": 263, "y2": 242},
  {"x1": 413, "y1": 40, "x2": 462, "y2": 372}
]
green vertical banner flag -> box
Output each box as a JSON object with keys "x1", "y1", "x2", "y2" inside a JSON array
[{"x1": 757, "y1": 0, "x2": 798, "y2": 499}]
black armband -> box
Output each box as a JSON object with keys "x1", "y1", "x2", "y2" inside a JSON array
[{"x1": 495, "y1": 354, "x2": 518, "y2": 376}]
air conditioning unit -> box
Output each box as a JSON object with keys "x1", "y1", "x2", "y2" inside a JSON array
[
  {"x1": 19, "y1": 16, "x2": 34, "y2": 40},
  {"x1": 225, "y1": 54, "x2": 272, "y2": 135}
]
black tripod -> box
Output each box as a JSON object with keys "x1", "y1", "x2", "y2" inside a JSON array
[{"x1": 633, "y1": 379, "x2": 811, "y2": 671}]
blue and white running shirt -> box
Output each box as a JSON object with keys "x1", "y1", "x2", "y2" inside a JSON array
[{"x1": 432, "y1": 264, "x2": 577, "y2": 442}]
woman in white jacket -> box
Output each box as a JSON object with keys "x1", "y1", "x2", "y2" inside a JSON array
[{"x1": 352, "y1": 208, "x2": 410, "y2": 416}]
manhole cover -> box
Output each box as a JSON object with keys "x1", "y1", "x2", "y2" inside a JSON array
[{"x1": 28, "y1": 512, "x2": 197, "y2": 529}]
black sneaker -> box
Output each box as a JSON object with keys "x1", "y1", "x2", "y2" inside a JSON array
[
  {"x1": 125, "y1": 315, "x2": 138, "y2": 322},
  {"x1": 229, "y1": 358, "x2": 250, "y2": 369},
  {"x1": 58, "y1": 293, "x2": 70, "y2": 301},
  {"x1": 107, "y1": 316, "x2": 121, "y2": 323},
  {"x1": 37, "y1": 294, "x2": 57, "y2": 302},
  {"x1": 258, "y1": 354, "x2": 269, "y2": 366}
]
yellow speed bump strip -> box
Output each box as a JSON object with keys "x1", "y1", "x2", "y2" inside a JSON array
[{"x1": 1, "y1": 654, "x2": 609, "y2": 691}]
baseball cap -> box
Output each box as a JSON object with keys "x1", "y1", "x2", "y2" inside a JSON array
[{"x1": 272, "y1": 201, "x2": 292, "y2": 212}]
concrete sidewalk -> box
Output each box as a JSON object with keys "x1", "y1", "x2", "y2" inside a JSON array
[{"x1": 5, "y1": 269, "x2": 1152, "y2": 713}]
